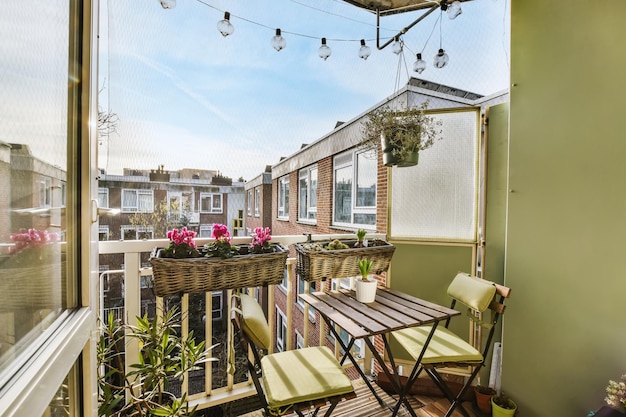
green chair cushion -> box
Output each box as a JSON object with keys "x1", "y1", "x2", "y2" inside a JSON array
[
  {"x1": 239, "y1": 293, "x2": 271, "y2": 350},
  {"x1": 392, "y1": 325, "x2": 483, "y2": 364},
  {"x1": 447, "y1": 272, "x2": 496, "y2": 312},
  {"x1": 261, "y1": 346, "x2": 354, "y2": 411}
]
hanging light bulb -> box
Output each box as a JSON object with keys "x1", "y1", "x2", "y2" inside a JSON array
[
  {"x1": 433, "y1": 48, "x2": 449, "y2": 68},
  {"x1": 446, "y1": 1, "x2": 462, "y2": 19},
  {"x1": 217, "y1": 11, "x2": 234, "y2": 37},
  {"x1": 160, "y1": 0, "x2": 176, "y2": 9},
  {"x1": 271, "y1": 28, "x2": 286, "y2": 52},
  {"x1": 358, "y1": 39, "x2": 371, "y2": 60},
  {"x1": 318, "y1": 38, "x2": 332, "y2": 61},
  {"x1": 413, "y1": 53, "x2": 427, "y2": 73},
  {"x1": 391, "y1": 36, "x2": 403, "y2": 55}
]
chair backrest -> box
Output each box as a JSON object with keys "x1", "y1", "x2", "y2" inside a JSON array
[{"x1": 446, "y1": 272, "x2": 512, "y2": 357}]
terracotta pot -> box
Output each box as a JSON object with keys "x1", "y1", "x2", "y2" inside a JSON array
[{"x1": 474, "y1": 385, "x2": 496, "y2": 414}]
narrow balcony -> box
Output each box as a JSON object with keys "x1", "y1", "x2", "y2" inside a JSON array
[{"x1": 98, "y1": 236, "x2": 483, "y2": 417}]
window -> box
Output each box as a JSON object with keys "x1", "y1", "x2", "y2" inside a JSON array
[
  {"x1": 121, "y1": 225, "x2": 154, "y2": 240},
  {"x1": 247, "y1": 189, "x2": 252, "y2": 215},
  {"x1": 0, "y1": 1, "x2": 96, "y2": 415},
  {"x1": 333, "y1": 149, "x2": 376, "y2": 227},
  {"x1": 278, "y1": 176, "x2": 289, "y2": 219},
  {"x1": 98, "y1": 188, "x2": 109, "y2": 208},
  {"x1": 211, "y1": 292, "x2": 223, "y2": 320},
  {"x1": 39, "y1": 177, "x2": 52, "y2": 207},
  {"x1": 296, "y1": 331, "x2": 304, "y2": 349},
  {"x1": 121, "y1": 189, "x2": 154, "y2": 213},
  {"x1": 199, "y1": 192, "x2": 222, "y2": 214},
  {"x1": 297, "y1": 276, "x2": 317, "y2": 321},
  {"x1": 254, "y1": 187, "x2": 260, "y2": 217},
  {"x1": 276, "y1": 308, "x2": 287, "y2": 352},
  {"x1": 168, "y1": 191, "x2": 194, "y2": 221},
  {"x1": 99, "y1": 225, "x2": 110, "y2": 241},
  {"x1": 298, "y1": 165, "x2": 317, "y2": 221},
  {"x1": 199, "y1": 224, "x2": 214, "y2": 237}
]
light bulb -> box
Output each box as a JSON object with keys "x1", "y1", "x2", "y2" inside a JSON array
[
  {"x1": 160, "y1": 0, "x2": 176, "y2": 9},
  {"x1": 358, "y1": 39, "x2": 371, "y2": 60},
  {"x1": 434, "y1": 48, "x2": 449, "y2": 68},
  {"x1": 318, "y1": 38, "x2": 332, "y2": 61},
  {"x1": 446, "y1": 1, "x2": 462, "y2": 19},
  {"x1": 271, "y1": 28, "x2": 286, "y2": 52},
  {"x1": 217, "y1": 11, "x2": 234, "y2": 37},
  {"x1": 392, "y1": 37, "x2": 403, "y2": 55},
  {"x1": 413, "y1": 53, "x2": 427, "y2": 73}
]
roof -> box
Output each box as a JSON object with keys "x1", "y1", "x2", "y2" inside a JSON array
[{"x1": 340, "y1": 0, "x2": 473, "y2": 16}]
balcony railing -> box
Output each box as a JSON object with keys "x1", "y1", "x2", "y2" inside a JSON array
[{"x1": 98, "y1": 233, "x2": 384, "y2": 412}]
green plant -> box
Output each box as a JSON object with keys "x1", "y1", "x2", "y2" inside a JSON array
[
  {"x1": 354, "y1": 229, "x2": 367, "y2": 248},
  {"x1": 204, "y1": 223, "x2": 239, "y2": 259},
  {"x1": 358, "y1": 258, "x2": 373, "y2": 281},
  {"x1": 492, "y1": 392, "x2": 516, "y2": 410},
  {"x1": 361, "y1": 101, "x2": 442, "y2": 162},
  {"x1": 97, "y1": 307, "x2": 216, "y2": 417},
  {"x1": 325, "y1": 239, "x2": 350, "y2": 250}
]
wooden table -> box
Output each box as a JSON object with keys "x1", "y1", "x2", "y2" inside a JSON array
[{"x1": 299, "y1": 287, "x2": 460, "y2": 417}]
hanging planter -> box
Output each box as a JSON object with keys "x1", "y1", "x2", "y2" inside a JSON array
[{"x1": 362, "y1": 100, "x2": 442, "y2": 168}]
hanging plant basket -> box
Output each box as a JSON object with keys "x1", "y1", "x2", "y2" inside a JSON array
[
  {"x1": 294, "y1": 239, "x2": 395, "y2": 282},
  {"x1": 150, "y1": 244, "x2": 288, "y2": 297}
]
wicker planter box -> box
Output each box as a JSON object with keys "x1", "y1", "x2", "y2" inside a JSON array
[
  {"x1": 0, "y1": 247, "x2": 64, "y2": 312},
  {"x1": 150, "y1": 244, "x2": 288, "y2": 297},
  {"x1": 295, "y1": 239, "x2": 395, "y2": 281}
]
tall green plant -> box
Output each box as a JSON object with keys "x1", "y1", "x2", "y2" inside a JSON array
[{"x1": 98, "y1": 307, "x2": 216, "y2": 417}]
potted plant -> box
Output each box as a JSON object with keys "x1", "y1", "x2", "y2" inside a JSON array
[
  {"x1": 354, "y1": 228, "x2": 367, "y2": 248},
  {"x1": 474, "y1": 384, "x2": 497, "y2": 415},
  {"x1": 599, "y1": 373, "x2": 626, "y2": 415},
  {"x1": 361, "y1": 100, "x2": 442, "y2": 167},
  {"x1": 491, "y1": 392, "x2": 518, "y2": 417},
  {"x1": 355, "y1": 258, "x2": 377, "y2": 303},
  {"x1": 162, "y1": 226, "x2": 200, "y2": 259},
  {"x1": 97, "y1": 307, "x2": 216, "y2": 417}
]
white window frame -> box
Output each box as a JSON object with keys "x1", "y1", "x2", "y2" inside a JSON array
[
  {"x1": 121, "y1": 189, "x2": 154, "y2": 213},
  {"x1": 296, "y1": 331, "x2": 304, "y2": 349},
  {"x1": 211, "y1": 291, "x2": 223, "y2": 321},
  {"x1": 276, "y1": 308, "x2": 287, "y2": 352},
  {"x1": 121, "y1": 225, "x2": 155, "y2": 241},
  {"x1": 278, "y1": 176, "x2": 289, "y2": 219},
  {"x1": 332, "y1": 149, "x2": 377, "y2": 228},
  {"x1": 39, "y1": 177, "x2": 52, "y2": 207},
  {"x1": 199, "y1": 192, "x2": 223, "y2": 214},
  {"x1": 297, "y1": 276, "x2": 317, "y2": 321},
  {"x1": 247, "y1": 189, "x2": 253, "y2": 216},
  {"x1": 168, "y1": 191, "x2": 194, "y2": 222},
  {"x1": 254, "y1": 187, "x2": 260, "y2": 217},
  {"x1": 298, "y1": 165, "x2": 318, "y2": 222},
  {"x1": 98, "y1": 187, "x2": 109, "y2": 208},
  {"x1": 199, "y1": 224, "x2": 214, "y2": 238},
  {"x1": 99, "y1": 225, "x2": 109, "y2": 241}
]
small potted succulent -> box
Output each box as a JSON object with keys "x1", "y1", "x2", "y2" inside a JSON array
[
  {"x1": 354, "y1": 228, "x2": 367, "y2": 248},
  {"x1": 355, "y1": 257, "x2": 377, "y2": 303},
  {"x1": 361, "y1": 100, "x2": 442, "y2": 167}
]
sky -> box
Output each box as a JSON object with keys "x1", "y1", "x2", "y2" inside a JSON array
[{"x1": 98, "y1": 0, "x2": 510, "y2": 181}]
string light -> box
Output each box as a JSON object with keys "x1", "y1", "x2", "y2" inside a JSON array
[
  {"x1": 442, "y1": 0, "x2": 463, "y2": 19},
  {"x1": 271, "y1": 29, "x2": 286, "y2": 51},
  {"x1": 318, "y1": 38, "x2": 332, "y2": 60},
  {"x1": 358, "y1": 39, "x2": 371, "y2": 60},
  {"x1": 433, "y1": 10, "x2": 449, "y2": 68},
  {"x1": 160, "y1": 0, "x2": 176, "y2": 9},
  {"x1": 391, "y1": 36, "x2": 403, "y2": 55},
  {"x1": 217, "y1": 11, "x2": 234, "y2": 37},
  {"x1": 413, "y1": 53, "x2": 426, "y2": 73}
]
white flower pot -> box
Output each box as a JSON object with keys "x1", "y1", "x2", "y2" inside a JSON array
[{"x1": 356, "y1": 277, "x2": 378, "y2": 303}]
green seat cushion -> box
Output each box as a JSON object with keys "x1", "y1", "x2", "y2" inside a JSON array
[
  {"x1": 447, "y1": 272, "x2": 496, "y2": 312},
  {"x1": 261, "y1": 346, "x2": 354, "y2": 411},
  {"x1": 392, "y1": 325, "x2": 483, "y2": 364},
  {"x1": 239, "y1": 293, "x2": 271, "y2": 350}
]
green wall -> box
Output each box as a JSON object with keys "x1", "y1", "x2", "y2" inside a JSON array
[{"x1": 507, "y1": 1, "x2": 626, "y2": 415}]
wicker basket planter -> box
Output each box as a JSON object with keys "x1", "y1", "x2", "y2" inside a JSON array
[
  {"x1": 0, "y1": 247, "x2": 64, "y2": 312},
  {"x1": 150, "y1": 244, "x2": 289, "y2": 297},
  {"x1": 295, "y1": 239, "x2": 395, "y2": 281}
]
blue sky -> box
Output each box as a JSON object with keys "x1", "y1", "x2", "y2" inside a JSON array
[{"x1": 99, "y1": 0, "x2": 509, "y2": 180}]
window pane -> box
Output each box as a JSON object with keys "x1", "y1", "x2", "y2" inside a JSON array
[
  {"x1": 0, "y1": 0, "x2": 69, "y2": 374},
  {"x1": 309, "y1": 168, "x2": 318, "y2": 211},
  {"x1": 334, "y1": 166, "x2": 352, "y2": 223},
  {"x1": 356, "y1": 151, "x2": 376, "y2": 207},
  {"x1": 299, "y1": 174, "x2": 308, "y2": 219}
]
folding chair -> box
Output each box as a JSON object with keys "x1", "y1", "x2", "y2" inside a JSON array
[
  {"x1": 231, "y1": 293, "x2": 356, "y2": 417},
  {"x1": 390, "y1": 272, "x2": 511, "y2": 417}
]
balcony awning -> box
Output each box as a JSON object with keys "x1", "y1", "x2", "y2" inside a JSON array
[{"x1": 340, "y1": 0, "x2": 472, "y2": 16}]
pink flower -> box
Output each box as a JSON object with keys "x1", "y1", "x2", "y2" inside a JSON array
[
  {"x1": 251, "y1": 227, "x2": 272, "y2": 248},
  {"x1": 211, "y1": 224, "x2": 231, "y2": 244},
  {"x1": 167, "y1": 227, "x2": 197, "y2": 249},
  {"x1": 9, "y1": 228, "x2": 60, "y2": 253}
]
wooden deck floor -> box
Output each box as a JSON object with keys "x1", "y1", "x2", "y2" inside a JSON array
[{"x1": 239, "y1": 379, "x2": 482, "y2": 417}]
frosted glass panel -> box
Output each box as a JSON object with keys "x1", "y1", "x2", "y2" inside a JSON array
[{"x1": 390, "y1": 109, "x2": 479, "y2": 241}]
